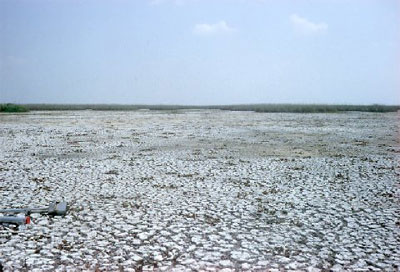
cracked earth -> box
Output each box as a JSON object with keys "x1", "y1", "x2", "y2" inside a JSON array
[{"x1": 0, "y1": 110, "x2": 399, "y2": 271}]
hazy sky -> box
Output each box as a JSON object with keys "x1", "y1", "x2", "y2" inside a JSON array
[{"x1": 0, "y1": 0, "x2": 399, "y2": 105}]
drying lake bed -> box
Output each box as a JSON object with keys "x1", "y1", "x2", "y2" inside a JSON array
[{"x1": 0, "y1": 110, "x2": 399, "y2": 271}]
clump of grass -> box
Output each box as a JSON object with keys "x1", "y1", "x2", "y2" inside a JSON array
[{"x1": 0, "y1": 103, "x2": 28, "y2": 112}]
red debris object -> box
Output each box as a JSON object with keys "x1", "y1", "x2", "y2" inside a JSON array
[{"x1": 25, "y1": 216, "x2": 31, "y2": 224}]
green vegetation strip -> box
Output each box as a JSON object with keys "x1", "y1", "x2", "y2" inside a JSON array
[
  {"x1": 0, "y1": 104, "x2": 29, "y2": 112},
  {"x1": 24, "y1": 104, "x2": 400, "y2": 113},
  {"x1": 1, "y1": 103, "x2": 398, "y2": 113}
]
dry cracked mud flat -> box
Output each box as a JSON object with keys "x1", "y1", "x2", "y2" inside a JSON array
[{"x1": 0, "y1": 110, "x2": 399, "y2": 272}]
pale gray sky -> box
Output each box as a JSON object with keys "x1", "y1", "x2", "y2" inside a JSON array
[{"x1": 0, "y1": 0, "x2": 399, "y2": 105}]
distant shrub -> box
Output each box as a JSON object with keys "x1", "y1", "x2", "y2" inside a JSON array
[{"x1": 0, "y1": 103, "x2": 28, "y2": 112}]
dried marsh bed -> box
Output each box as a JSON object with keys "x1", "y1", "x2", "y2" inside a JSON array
[{"x1": 0, "y1": 110, "x2": 399, "y2": 271}]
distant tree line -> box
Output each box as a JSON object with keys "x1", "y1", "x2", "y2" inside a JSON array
[
  {"x1": 213, "y1": 104, "x2": 400, "y2": 113},
  {"x1": 1, "y1": 103, "x2": 399, "y2": 113}
]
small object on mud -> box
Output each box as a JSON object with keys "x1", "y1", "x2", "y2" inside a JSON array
[
  {"x1": 0, "y1": 215, "x2": 30, "y2": 225},
  {"x1": 47, "y1": 202, "x2": 68, "y2": 216},
  {"x1": 0, "y1": 201, "x2": 68, "y2": 217},
  {"x1": 105, "y1": 170, "x2": 119, "y2": 175}
]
